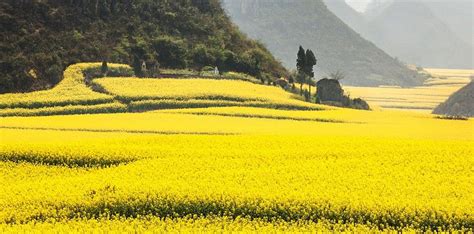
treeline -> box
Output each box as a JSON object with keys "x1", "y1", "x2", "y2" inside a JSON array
[{"x1": 0, "y1": 0, "x2": 286, "y2": 93}]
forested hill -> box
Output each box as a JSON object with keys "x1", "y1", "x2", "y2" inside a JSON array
[
  {"x1": 0, "y1": 0, "x2": 286, "y2": 93},
  {"x1": 223, "y1": 0, "x2": 425, "y2": 87}
]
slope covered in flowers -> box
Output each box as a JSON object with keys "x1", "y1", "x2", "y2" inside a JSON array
[{"x1": 0, "y1": 63, "x2": 323, "y2": 117}]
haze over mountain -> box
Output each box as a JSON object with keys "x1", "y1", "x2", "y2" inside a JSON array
[
  {"x1": 366, "y1": 0, "x2": 473, "y2": 69},
  {"x1": 326, "y1": 0, "x2": 473, "y2": 69},
  {"x1": 421, "y1": 0, "x2": 474, "y2": 47},
  {"x1": 365, "y1": 0, "x2": 473, "y2": 47},
  {"x1": 223, "y1": 0, "x2": 424, "y2": 87},
  {"x1": 323, "y1": 0, "x2": 367, "y2": 35}
]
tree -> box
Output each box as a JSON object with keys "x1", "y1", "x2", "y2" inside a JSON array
[
  {"x1": 295, "y1": 71, "x2": 307, "y2": 95},
  {"x1": 151, "y1": 37, "x2": 187, "y2": 69},
  {"x1": 217, "y1": 50, "x2": 237, "y2": 73},
  {"x1": 191, "y1": 44, "x2": 216, "y2": 73},
  {"x1": 288, "y1": 70, "x2": 297, "y2": 84},
  {"x1": 244, "y1": 49, "x2": 266, "y2": 83},
  {"x1": 296, "y1": 46, "x2": 306, "y2": 74},
  {"x1": 254, "y1": 56, "x2": 263, "y2": 83},
  {"x1": 296, "y1": 46, "x2": 306, "y2": 96},
  {"x1": 132, "y1": 56, "x2": 144, "y2": 78},
  {"x1": 101, "y1": 61, "x2": 108, "y2": 77},
  {"x1": 99, "y1": 0, "x2": 111, "y2": 18},
  {"x1": 329, "y1": 71, "x2": 345, "y2": 81},
  {"x1": 304, "y1": 49, "x2": 317, "y2": 99}
]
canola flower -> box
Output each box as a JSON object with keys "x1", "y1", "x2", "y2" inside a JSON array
[
  {"x1": 0, "y1": 64, "x2": 473, "y2": 231},
  {"x1": 0, "y1": 107, "x2": 473, "y2": 231},
  {"x1": 0, "y1": 217, "x2": 391, "y2": 233},
  {"x1": 0, "y1": 216, "x2": 414, "y2": 233},
  {"x1": 0, "y1": 102, "x2": 127, "y2": 117},
  {"x1": 1, "y1": 107, "x2": 472, "y2": 140},
  {"x1": 0, "y1": 63, "x2": 131, "y2": 109},
  {"x1": 0, "y1": 63, "x2": 321, "y2": 116},
  {"x1": 93, "y1": 78, "x2": 320, "y2": 110}
]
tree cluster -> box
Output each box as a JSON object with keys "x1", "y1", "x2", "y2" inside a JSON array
[{"x1": 295, "y1": 46, "x2": 317, "y2": 101}]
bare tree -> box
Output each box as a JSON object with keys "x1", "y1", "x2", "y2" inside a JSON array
[{"x1": 329, "y1": 71, "x2": 345, "y2": 81}]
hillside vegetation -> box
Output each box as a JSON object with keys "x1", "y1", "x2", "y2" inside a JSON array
[
  {"x1": 223, "y1": 0, "x2": 424, "y2": 87},
  {"x1": 0, "y1": 0, "x2": 286, "y2": 93}
]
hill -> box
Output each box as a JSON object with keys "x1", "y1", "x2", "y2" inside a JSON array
[
  {"x1": 0, "y1": 0, "x2": 286, "y2": 93},
  {"x1": 363, "y1": 0, "x2": 473, "y2": 69},
  {"x1": 433, "y1": 82, "x2": 474, "y2": 117},
  {"x1": 223, "y1": 0, "x2": 424, "y2": 87}
]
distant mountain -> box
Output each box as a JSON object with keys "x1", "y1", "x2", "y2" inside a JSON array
[
  {"x1": 433, "y1": 82, "x2": 474, "y2": 117},
  {"x1": 223, "y1": 0, "x2": 424, "y2": 87},
  {"x1": 0, "y1": 0, "x2": 286, "y2": 93},
  {"x1": 363, "y1": 0, "x2": 473, "y2": 69},
  {"x1": 323, "y1": 0, "x2": 366, "y2": 34},
  {"x1": 421, "y1": 0, "x2": 474, "y2": 47}
]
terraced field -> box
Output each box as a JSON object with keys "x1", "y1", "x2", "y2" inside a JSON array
[
  {"x1": 345, "y1": 69, "x2": 473, "y2": 112},
  {"x1": 0, "y1": 63, "x2": 132, "y2": 116},
  {"x1": 94, "y1": 78, "x2": 319, "y2": 111},
  {"x1": 0, "y1": 63, "x2": 473, "y2": 232},
  {"x1": 0, "y1": 63, "x2": 321, "y2": 117}
]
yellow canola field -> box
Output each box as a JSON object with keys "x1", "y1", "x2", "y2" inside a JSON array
[
  {"x1": 0, "y1": 107, "x2": 473, "y2": 231},
  {"x1": 1, "y1": 107, "x2": 472, "y2": 140},
  {"x1": 0, "y1": 63, "x2": 130, "y2": 109},
  {"x1": 424, "y1": 68, "x2": 474, "y2": 78},
  {"x1": 94, "y1": 78, "x2": 320, "y2": 110},
  {"x1": 0, "y1": 64, "x2": 473, "y2": 231},
  {"x1": 345, "y1": 69, "x2": 473, "y2": 112},
  {"x1": 0, "y1": 217, "x2": 411, "y2": 233},
  {"x1": 1, "y1": 63, "x2": 322, "y2": 116}
]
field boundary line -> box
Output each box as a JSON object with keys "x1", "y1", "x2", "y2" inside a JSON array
[{"x1": 0, "y1": 126, "x2": 238, "y2": 136}]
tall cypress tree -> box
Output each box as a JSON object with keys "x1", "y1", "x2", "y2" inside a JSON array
[
  {"x1": 305, "y1": 49, "x2": 317, "y2": 98},
  {"x1": 296, "y1": 46, "x2": 306, "y2": 73},
  {"x1": 296, "y1": 46, "x2": 306, "y2": 96}
]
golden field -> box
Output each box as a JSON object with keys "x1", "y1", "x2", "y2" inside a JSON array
[
  {"x1": 345, "y1": 68, "x2": 473, "y2": 113},
  {"x1": 0, "y1": 63, "x2": 473, "y2": 232}
]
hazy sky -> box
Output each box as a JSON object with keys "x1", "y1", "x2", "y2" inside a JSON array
[{"x1": 345, "y1": 0, "x2": 371, "y2": 12}]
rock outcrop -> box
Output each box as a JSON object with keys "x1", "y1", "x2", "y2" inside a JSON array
[{"x1": 316, "y1": 78, "x2": 370, "y2": 110}]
